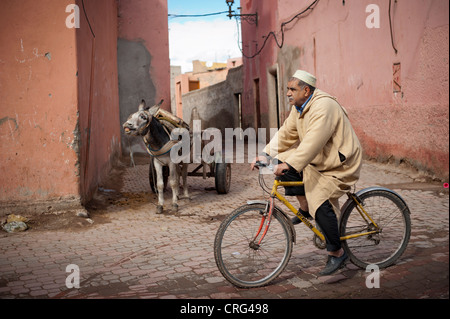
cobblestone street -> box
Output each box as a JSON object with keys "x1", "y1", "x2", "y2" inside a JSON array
[{"x1": 0, "y1": 158, "x2": 448, "y2": 302}]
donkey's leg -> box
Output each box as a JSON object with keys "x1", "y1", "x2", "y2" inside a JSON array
[
  {"x1": 181, "y1": 163, "x2": 190, "y2": 199},
  {"x1": 169, "y1": 162, "x2": 179, "y2": 211},
  {"x1": 175, "y1": 163, "x2": 189, "y2": 199},
  {"x1": 154, "y1": 160, "x2": 165, "y2": 214}
]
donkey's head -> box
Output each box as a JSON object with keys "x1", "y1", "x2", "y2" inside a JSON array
[{"x1": 123, "y1": 99, "x2": 163, "y2": 136}]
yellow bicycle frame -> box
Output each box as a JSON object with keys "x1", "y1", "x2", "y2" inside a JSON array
[{"x1": 270, "y1": 180, "x2": 380, "y2": 242}]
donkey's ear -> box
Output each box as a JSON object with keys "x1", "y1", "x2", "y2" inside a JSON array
[
  {"x1": 149, "y1": 100, "x2": 164, "y2": 115},
  {"x1": 138, "y1": 99, "x2": 146, "y2": 111},
  {"x1": 148, "y1": 99, "x2": 163, "y2": 115},
  {"x1": 148, "y1": 103, "x2": 160, "y2": 116},
  {"x1": 139, "y1": 99, "x2": 151, "y2": 111}
]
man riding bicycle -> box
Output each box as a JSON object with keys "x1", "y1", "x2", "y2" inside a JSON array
[{"x1": 251, "y1": 70, "x2": 362, "y2": 276}]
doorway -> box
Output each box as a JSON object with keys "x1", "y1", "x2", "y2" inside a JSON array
[
  {"x1": 268, "y1": 65, "x2": 281, "y2": 130},
  {"x1": 253, "y1": 78, "x2": 261, "y2": 130}
]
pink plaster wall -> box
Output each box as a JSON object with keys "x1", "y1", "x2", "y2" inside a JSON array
[
  {"x1": 116, "y1": 0, "x2": 171, "y2": 156},
  {"x1": 117, "y1": 0, "x2": 171, "y2": 109},
  {"x1": 0, "y1": 1, "x2": 80, "y2": 206},
  {"x1": 0, "y1": 0, "x2": 121, "y2": 214},
  {"x1": 241, "y1": 0, "x2": 449, "y2": 179},
  {"x1": 241, "y1": 0, "x2": 278, "y2": 129},
  {"x1": 76, "y1": 0, "x2": 121, "y2": 202}
]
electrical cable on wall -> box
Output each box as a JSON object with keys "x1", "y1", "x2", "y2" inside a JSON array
[
  {"x1": 168, "y1": 11, "x2": 229, "y2": 19},
  {"x1": 81, "y1": 0, "x2": 95, "y2": 38},
  {"x1": 80, "y1": 0, "x2": 96, "y2": 194},
  {"x1": 237, "y1": 0, "x2": 320, "y2": 59},
  {"x1": 167, "y1": 1, "x2": 319, "y2": 59},
  {"x1": 389, "y1": 0, "x2": 398, "y2": 54}
]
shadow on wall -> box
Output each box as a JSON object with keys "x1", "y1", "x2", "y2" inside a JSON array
[{"x1": 118, "y1": 38, "x2": 156, "y2": 155}]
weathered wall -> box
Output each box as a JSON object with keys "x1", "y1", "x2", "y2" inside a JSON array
[
  {"x1": 240, "y1": 0, "x2": 279, "y2": 132},
  {"x1": 76, "y1": 0, "x2": 121, "y2": 202},
  {"x1": 174, "y1": 67, "x2": 229, "y2": 119},
  {"x1": 170, "y1": 66, "x2": 182, "y2": 114},
  {"x1": 117, "y1": 0, "x2": 171, "y2": 156},
  {"x1": 182, "y1": 66, "x2": 243, "y2": 134},
  {"x1": 241, "y1": 0, "x2": 449, "y2": 179},
  {"x1": 0, "y1": 0, "x2": 80, "y2": 213},
  {"x1": 0, "y1": 0, "x2": 121, "y2": 215}
]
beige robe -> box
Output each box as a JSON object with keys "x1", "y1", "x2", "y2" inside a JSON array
[{"x1": 263, "y1": 89, "x2": 362, "y2": 217}]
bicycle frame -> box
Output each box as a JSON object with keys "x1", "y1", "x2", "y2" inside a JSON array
[
  {"x1": 271, "y1": 180, "x2": 326, "y2": 241},
  {"x1": 252, "y1": 179, "x2": 382, "y2": 245}
]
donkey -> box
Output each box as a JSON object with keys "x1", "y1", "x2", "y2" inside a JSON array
[{"x1": 123, "y1": 100, "x2": 189, "y2": 214}]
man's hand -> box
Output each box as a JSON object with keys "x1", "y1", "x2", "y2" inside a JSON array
[
  {"x1": 273, "y1": 162, "x2": 290, "y2": 176},
  {"x1": 250, "y1": 156, "x2": 269, "y2": 170}
]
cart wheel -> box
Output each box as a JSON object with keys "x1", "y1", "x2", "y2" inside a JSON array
[
  {"x1": 149, "y1": 160, "x2": 169, "y2": 193},
  {"x1": 215, "y1": 162, "x2": 231, "y2": 194}
]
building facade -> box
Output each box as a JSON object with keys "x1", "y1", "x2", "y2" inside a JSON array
[
  {"x1": 117, "y1": 0, "x2": 171, "y2": 156},
  {"x1": 173, "y1": 58, "x2": 242, "y2": 120},
  {"x1": 0, "y1": 0, "x2": 170, "y2": 215},
  {"x1": 240, "y1": 0, "x2": 449, "y2": 179}
]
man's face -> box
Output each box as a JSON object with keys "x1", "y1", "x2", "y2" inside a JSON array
[{"x1": 287, "y1": 80, "x2": 310, "y2": 107}]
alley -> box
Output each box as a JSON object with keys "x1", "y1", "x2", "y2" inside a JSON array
[{"x1": 0, "y1": 158, "x2": 448, "y2": 301}]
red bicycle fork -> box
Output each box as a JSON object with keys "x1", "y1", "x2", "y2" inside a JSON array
[{"x1": 251, "y1": 197, "x2": 275, "y2": 248}]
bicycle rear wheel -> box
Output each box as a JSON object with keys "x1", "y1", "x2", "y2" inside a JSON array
[
  {"x1": 214, "y1": 204, "x2": 293, "y2": 288},
  {"x1": 340, "y1": 189, "x2": 411, "y2": 269}
]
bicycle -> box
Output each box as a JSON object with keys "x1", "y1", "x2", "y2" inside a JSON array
[{"x1": 214, "y1": 161, "x2": 411, "y2": 288}]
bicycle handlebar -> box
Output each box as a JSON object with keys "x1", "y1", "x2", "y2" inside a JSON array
[
  {"x1": 254, "y1": 160, "x2": 269, "y2": 169},
  {"x1": 254, "y1": 161, "x2": 288, "y2": 174}
]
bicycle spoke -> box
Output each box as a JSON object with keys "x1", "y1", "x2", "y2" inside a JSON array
[
  {"x1": 341, "y1": 190, "x2": 411, "y2": 268},
  {"x1": 214, "y1": 204, "x2": 293, "y2": 288}
]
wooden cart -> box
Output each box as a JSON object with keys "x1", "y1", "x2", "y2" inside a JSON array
[
  {"x1": 149, "y1": 152, "x2": 231, "y2": 195},
  {"x1": 148, "y1": 109, "x2": 231, "y2": 195}
]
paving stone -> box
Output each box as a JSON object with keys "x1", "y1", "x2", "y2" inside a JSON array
[{"x1": 0, "y1": 160, "x2": 448, "y2": 299}]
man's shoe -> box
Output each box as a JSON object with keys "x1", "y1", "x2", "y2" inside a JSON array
[
  {"x1": 318, "y1": 251, "x2": 348, "y2": 276},
  {"x1": 291, "y1": 209, "x2": 312, "y2": 225}
]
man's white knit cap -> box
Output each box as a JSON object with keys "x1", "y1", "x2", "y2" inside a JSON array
[{"x1": 292, "y1": 70, "x2": 316, "y2": 87}]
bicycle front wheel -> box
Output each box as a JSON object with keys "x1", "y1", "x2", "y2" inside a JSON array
[
  {"x1": 340, "y1": 189, "x2": 411, "y2": 269},
  {"x1": 214, "y1": 204, "x2": 293, "y2": 288}
]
